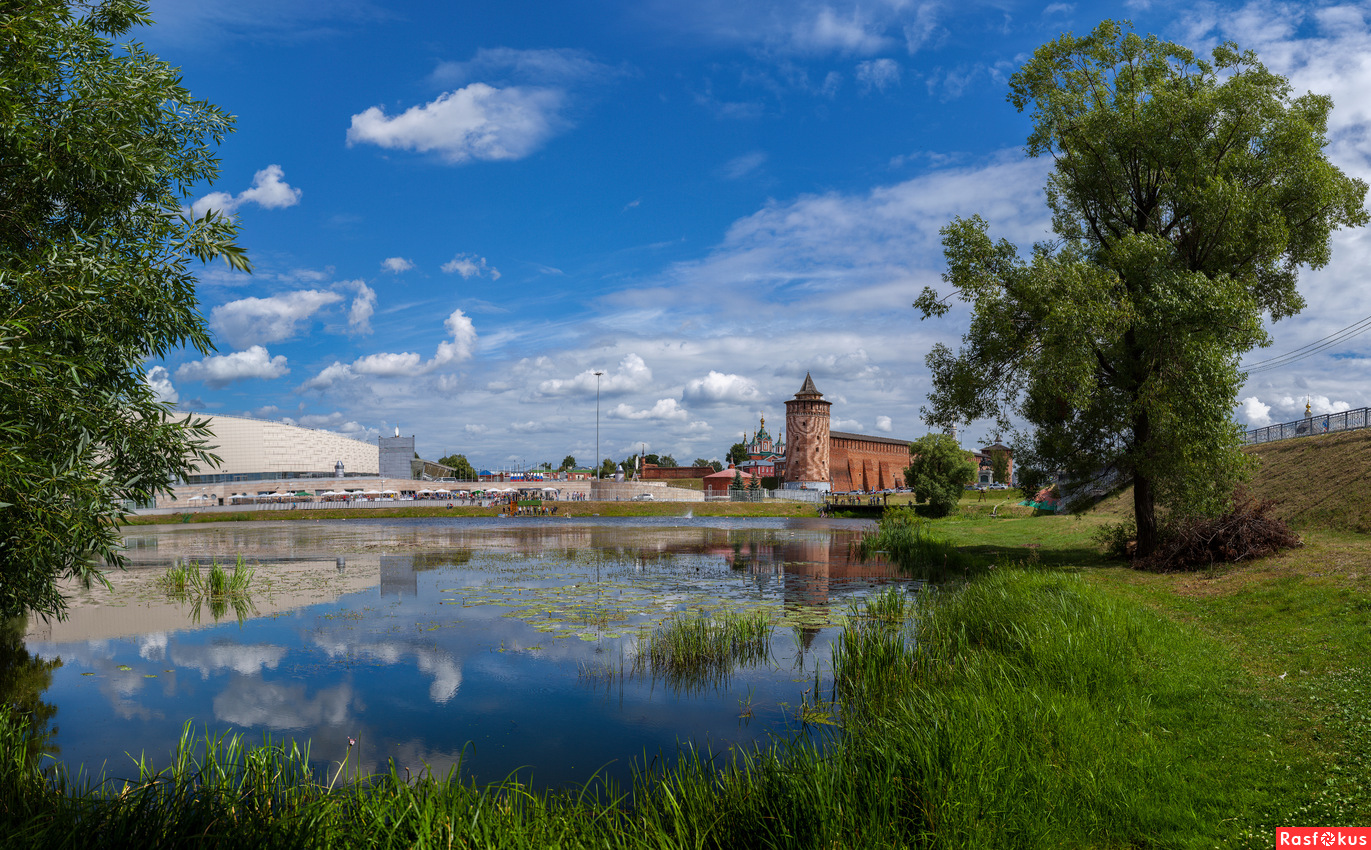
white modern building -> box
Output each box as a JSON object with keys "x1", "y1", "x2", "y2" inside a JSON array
[{"x1": 182, "y1": 412, "x2": 379, "y2": 484}]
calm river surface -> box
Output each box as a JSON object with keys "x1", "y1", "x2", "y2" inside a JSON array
[{"x1": 17, "y1": 517, "x2": 913, "y2": 789}]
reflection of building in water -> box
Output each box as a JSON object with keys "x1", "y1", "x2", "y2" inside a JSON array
[
  {"x1": 25, "y1": 556, "x2": 382, "y2": 644},
  {"x1": 380, "y1": 554, "x2": 417, "y2": 598},
  {"x1": 718, "y1": 529, "x2": 905, "y2": 608},
  {"x1": 379, "y1": 552, "x2": 475, "y2": 598}
]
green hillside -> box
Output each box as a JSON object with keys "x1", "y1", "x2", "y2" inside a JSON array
[{"x1": 1089, "y1": 428, "x2": 1371, "y2": 533}]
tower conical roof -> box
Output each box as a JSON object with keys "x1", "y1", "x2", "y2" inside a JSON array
[{"x1": 795, "y1": 372, "x2": 822, "y2": 399}]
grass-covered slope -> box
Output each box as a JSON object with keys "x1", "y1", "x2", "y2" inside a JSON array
[
  {"x1": 1242, "y1": 429, "x2": 1371, "y2": 533},
  {"x1": 1083, "y1": 427, "x2": 1371, "y2": 532}
]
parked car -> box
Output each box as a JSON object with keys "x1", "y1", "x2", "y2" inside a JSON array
[{"x1": 632, "y1": 493, "x2": 655, "y2": 501}]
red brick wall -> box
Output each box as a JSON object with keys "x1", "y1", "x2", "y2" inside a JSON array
[
  {"x1": 641, "y1": 464, "x2": 712, "y2": 480},
  {"x1": 829, "y1": 435, "x2": 909, "y2": 492}
]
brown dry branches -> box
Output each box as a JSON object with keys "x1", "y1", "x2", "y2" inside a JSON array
[{"x1": 1137, "y1": 490, "x2": 1301, "y2": 572}]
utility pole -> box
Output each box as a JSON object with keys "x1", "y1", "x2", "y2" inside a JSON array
[{"x1": 594, "y1": 370, "x2": 604, "y2": 480}]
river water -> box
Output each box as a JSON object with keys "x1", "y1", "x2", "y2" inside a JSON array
[{"x1": 15, "y1": 516, "x2": 913, "y2": 790}]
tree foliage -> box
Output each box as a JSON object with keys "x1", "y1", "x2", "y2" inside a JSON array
[
  {"x1": 0, "y1": 1, "x2": 248, "y2": 619},
  {"x1": 916, "y1": 21, "x2": 1366, "y2": 555},
  {"x1": 437, "y1": 454, "x2": 477, "y2": 480},
  {"x1": 903, "y1": 434, "x2": 976, "y2": 518},
  {"x1": 726, "y1": 442, "x2": 748, "y2": 466},
  {"x1": 559, "y1": 455, "x2": 576, "y2": 471},
  {"x1": 989, "y1": 449, "x2": 1010, "y2": 486}
]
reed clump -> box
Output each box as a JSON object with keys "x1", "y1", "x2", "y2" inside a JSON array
[
  {"x1": 158, "y1": 556, "x2": 255, "y2": 598},
  {"x1": 830, "y1": 588, "x2": 919, "y2": 710},
  {"x1": 158, "y1": 556, "x2": 257, "y2": 623},
  {"x1": 634, "y1": 608, "x2": 771, "y2": 693}
]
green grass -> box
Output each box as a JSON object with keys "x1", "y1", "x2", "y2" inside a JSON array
[
  {"x1": 3, "y1": 565, "x2": 1315, "y2": 848},
  {"x1": 853, "y1": 508, "x2": 970, "y2": 575}
]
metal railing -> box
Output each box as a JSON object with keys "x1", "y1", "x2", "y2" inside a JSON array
[{"x1": 1242, "y1": 407, "x2": 1370, "y2": 445}]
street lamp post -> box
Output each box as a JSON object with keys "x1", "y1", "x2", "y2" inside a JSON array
[{"x1": 594, "y1": 370, "x2": 604, "y2": 480}]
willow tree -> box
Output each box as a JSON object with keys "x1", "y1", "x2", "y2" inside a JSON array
[
  {"x1": 915, "y1": 22, "x2": 1366, "y2": 556},
  {"x1": 0, "y1": 1, "x2": 247, "y2": 619}
]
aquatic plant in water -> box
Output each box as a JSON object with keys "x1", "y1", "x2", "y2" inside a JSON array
[
  {"x1": 158, "y1": 556, "x2": 258, "y2": 623},
  {"x1": 635, "y1": 608, "x2": 772, "y2": 693}
]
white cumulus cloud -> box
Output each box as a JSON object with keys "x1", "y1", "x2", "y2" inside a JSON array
[
  {"x1": 683, "y1": 371, "x2": 762, "y2": 405},
  {"x1": 347, "y1": 83, "x2": 565, "y2": 164},
  {"x1": 1274, "y1": 395, "x2": 1352, "y2": 417},
  {"x1": 146, "y1": 365, "x2": 178, "y2": 404},
  {"x1": 875, "y1": 415, "x2": 893, "y2": 432},
  {"x1": 190, "y1": 164, "x2": 302, "y2": 219},
  {"x1": 210, "y1": 289, "x2": 344, "y2": 349},
  {"x1": 176, "y1": 346, "x2": 289, "y2": 388},
  {"x1": 441, "y1": 253, "x2": 501, "y2": 280},
  {"x1": 353, "y1": 351, "x2": 425, "y2": 376},
  {"x1": 434, "y1": 309, "x2": 478, "y2": 365},
  {"x1": 607, "y1": 398, "x2": 690, "y2": 421},
  {"x1": 381, "y1": 257, "x2": 414, "y2": 273},
  {"x1": 302, "y1": 308, "x2": 477, "y2": 389},
  {"x1": 537, "y1": 353, "x2": 652, "y2": 396},
  {"x1": 342, "y1": 280, "x2": 376, "y2": 334}
]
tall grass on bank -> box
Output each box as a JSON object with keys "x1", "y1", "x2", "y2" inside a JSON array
[
  {"x1": 854, "y1": 508, "x2": 968, "y2": 574},
  {"x1": 634, "y1": 609, "x2": 772, "y2": 693},
  {"x1": 2, "y1": 569, "x2": 1284, "y2": 848},
  {"x1": 831, "y1": 588, "x2": 919, "y2": 709}
]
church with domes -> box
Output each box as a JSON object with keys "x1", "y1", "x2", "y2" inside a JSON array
[{"x1": 736, "y1": 416, "x2": 783, "y2": 478}]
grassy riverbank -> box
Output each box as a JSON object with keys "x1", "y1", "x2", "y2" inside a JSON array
[{"x1": 12, "y1": 503, "x2": 1366, "y2": 846}]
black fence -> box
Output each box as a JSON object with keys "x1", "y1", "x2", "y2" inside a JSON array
[{"x1": 1242, "y1": 407, "x2": 1370, "y2": 445}]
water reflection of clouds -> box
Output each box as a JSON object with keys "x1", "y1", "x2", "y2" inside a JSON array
[
  {"x1": 171, "y1": 642, "x2": 287, "y2": 679},
  {"x1": 214, "y1": 679, "x2": 354, "y2": 730},
  {"x1": 139, "y1": 632, "x2": 167, "y2": 661},
  {"x1": 35, "y1": 520, "x2": 897, "y2": 789},
  {"x1": 105, "y1": 669, "x2": 164, "y2": 721},
  {"x1": 310, "y1": 636, "x2": 462, "y2": 704}
]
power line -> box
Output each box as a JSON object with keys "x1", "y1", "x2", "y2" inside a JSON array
[{"x1": 1240, "y1": 313, "x2": 1371, "y2": 374}]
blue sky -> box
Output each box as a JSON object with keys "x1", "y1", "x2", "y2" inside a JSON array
[{"x1": 140, "y1": 0, "x2": 1371, "y2": 469}]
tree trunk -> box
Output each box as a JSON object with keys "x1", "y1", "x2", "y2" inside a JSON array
[
  {"x1": 1133, "y1": 470, "x2": 1158, "y2": 558},
  {"x1": 1131, "y1": 400, "x2": 1159, "y2": 558}
]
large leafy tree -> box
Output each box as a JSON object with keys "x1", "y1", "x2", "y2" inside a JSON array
[
  {"x1": 437, "y1": 454, "x2": 478, "y2": 479},
  {"x1": 904, "y1": 434, "x2": 976, "y2": 518},
  {"x1": 726, "y1": 441, "x2": 748, "y2": 466},
  {"x1": 0, "y1": 1, "x2": 248, "y2": 619},
  {"x1": 916, "y1": 22, "x2": 1366, "y2": 556}
]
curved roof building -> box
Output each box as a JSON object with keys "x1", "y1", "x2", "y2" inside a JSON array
[{"x1": 184, "y1": 412, "x2": 379, "y2": 484}]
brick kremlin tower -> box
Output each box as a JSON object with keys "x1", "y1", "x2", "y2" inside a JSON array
[{"x1": 783, "y1": 372, "x2": 832, "y2": 490}]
